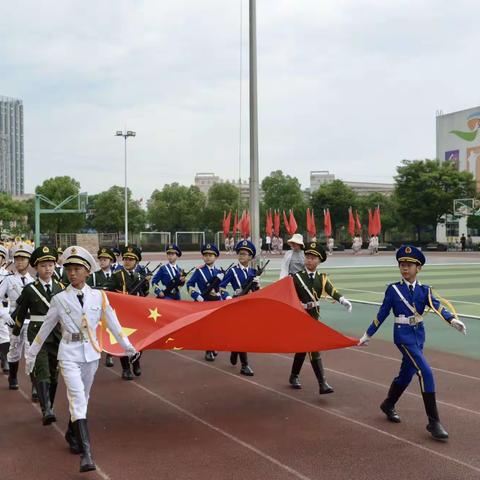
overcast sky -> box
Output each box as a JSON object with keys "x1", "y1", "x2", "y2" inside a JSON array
[{"x1": 1, "y1": 0, "x2": 478, "y2": 201}]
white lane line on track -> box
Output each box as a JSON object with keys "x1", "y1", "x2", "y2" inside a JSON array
[
  {"x1": 345, "y1": 348, "x2": 480, "y2": 381},
  {"x1": 106, "y1": 369, "x2": 313, "y2": 480},
  {"x1": 273, "y1": 354, "x2": 480, "y2": 416},
  {"x1": 170, "y1": 351, "x2": 480, "y2": 476},
  {"x1": 18, "y1": 387, "x2": 111, "y2": 480}
]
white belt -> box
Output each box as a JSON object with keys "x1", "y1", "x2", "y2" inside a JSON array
[
  {"x1": 302, "y1": 301, "x2": 321, "y2": 310},
  {"x1": 394, "y1": 315, "x2": 423, "y2": 325},
  {"x1": 30, "y1": 315, "x2": 46, "y2": 323},
  {"x1": 62, "y1": 332, "x2": 89, "y2": 343}
]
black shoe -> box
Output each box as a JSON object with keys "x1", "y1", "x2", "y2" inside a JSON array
[
  {"x1": 289, "y1": 374, "x2": 302, "y2": 389},
  {"x1": 427, "y1": 420, "x2": 449, "y2": 440},
  {"x1": 132, "y1": 360, "x2": 141, "y2": 377},
  {"x1": 240, "y1": 365, "x2": 254, "y2": 376},
  {"x1": 422, "y1": 392, "x2": 449, "y2": 441},
  {"x1": 213, "y1": 351, "x2": 218, "y2": 357},
  {"x1": 122, "y1": 369, "x2": 134, "y2": 380},
  {"x1": 230, "y1": 352, "x2": 238, "y2": 366},
  {"x1": 205, "y1": 351, "x2": 215, "y2": 362},
  {"x1": 319, "y1": 382, "x2": 334, "y2": 395},
  {"x1": 74, "y1": 419, "x2": 96, "y2": 472},
  {"x1": 105, "y1": 354, "x2": 114, "y2": 367},
  {"x1": 37, "y1": 381, "x2": 56, "y2": 425},
  {"x1": 65, "y1": 419, "x2": 82, "y2": 454},
  {"x1": 380, "y1": 400, "x2": 401, "y2": 423},
  {"x1": 8, "y1": 361, "x2": 19, "y2": 390}
]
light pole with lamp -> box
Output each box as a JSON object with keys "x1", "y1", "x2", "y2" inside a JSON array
[{"x1": 115, "y1": 130, "x2": 136, "y2": 246}]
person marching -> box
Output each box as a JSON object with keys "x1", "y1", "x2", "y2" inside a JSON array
[
  {"x1": 12, "y1": 246, "x2": 65, "y2": 425},
  {"x1": 152, "y1": 244, "x2": 186, "y2": 300},
  {"x1": 290, "y1": 242, "x2": 352, "y2": 394},
  {"x1": 0, "y1": 245, "x2": 11, "y2": 373},
  {"x1": 107, "y1": 245, "x2": 149, "y2": 380},
  {"x1": 87, "y1": 247, "x2": 116, "y2": 368},
  {"x1": 219, "y1": 240, "x2": 258, "y2": 376},
  {"x1": 358, "y1": 245, "x2": 466, "y2": 440},
  {"x1": 187, "y1": 243, "x2": 223, "y2": 362},
  {"x1": 0, "y1": 243, "x2": 34, "y2": 392},
  {"x1": 53, "y1": 247, "x2": 69, "y2": 285},
  {"x1": 26, "y1": 246, "x2": 139, "y2": 473}
]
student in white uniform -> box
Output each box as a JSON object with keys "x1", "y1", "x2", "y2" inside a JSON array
[
  {"x1": 0, "y1": 245, "x2": 11, "y2": 373},
  {"x1": 0, "y1": 243, "x2": 34, "y2": 391},
  {"x1": 26, "y1": 246, "x2": 138, "y2": 473}
]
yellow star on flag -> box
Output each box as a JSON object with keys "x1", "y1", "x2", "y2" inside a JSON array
[
  {"x1": 148, "y1": 307, "x2": 162, "y2": 322},
  {"x1": 106, "y1": 327, "x2": 137, "y2": 345}
]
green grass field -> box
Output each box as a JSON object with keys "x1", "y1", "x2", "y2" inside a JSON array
[{"x1": 261, "y1": 264, "x2": 480, "y2": 359}]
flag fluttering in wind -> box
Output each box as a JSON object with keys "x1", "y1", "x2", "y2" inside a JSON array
[
  {"x1": 289, "y1": 210, "x2": 298, "y2": 235},
  {"x1": 373, "y1": 206, "x2": 381, "y2": 236},
  {"x1": 265, "y1": 209, "x2": 273, "y2": 237},
  {"x1": 222, "y1": 211, "x2": 231, "y2": 239},
  {"x1": 102, "y1": 277, "x2": 357, "y2": 354},
  {"x1": 324, "y1": 209, "x2": 332, "y2": 237},
  {"x1": 355, "y1": 211, "x2": 362, "y2": 235},
  {"x1": 273, "y1": 210, "x2": 280, "y2": 236},
  {"x1": 348, "y1": 207, "x2": 355, "y2": 237},
  {"x1": 306, "y1": 208, "x2": 316, "y2": 238},
  {"x1": 368, "y1": 209, "x2": 373, "y2": 236}
]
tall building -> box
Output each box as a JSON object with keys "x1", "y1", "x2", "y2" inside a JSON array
[
  {"x1": 0, "y1": 96, "x2": 24, "y2": 195},
  {"x1": 194, "y1": 172, "x2": 264, "y2": 201},
  {"x1": 309, "y1": 170, "x2": 393, "y2": 195}
]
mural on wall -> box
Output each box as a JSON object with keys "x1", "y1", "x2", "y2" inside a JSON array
[{"x1": 450, "y1": 111, "x2": 480, "y2": 142}]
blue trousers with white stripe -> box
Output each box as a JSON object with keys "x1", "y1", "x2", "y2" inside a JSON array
[{"x1": 393, "y1": 343, "x2": 435, "y2": 393}]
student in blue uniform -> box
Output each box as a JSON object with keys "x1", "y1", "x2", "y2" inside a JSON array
[
  {"x1": 186, "y1": 243, "x2": 223, "y2": 362},
  {"x1": 152, "y1": 244, "x2": 186, "y2": 300},
  {"x1": 358, "y1": 245, "x2": 467, "y2": 441},
  {"x1": 219, "y1": 240, "x2": 259, "y2": 376}
]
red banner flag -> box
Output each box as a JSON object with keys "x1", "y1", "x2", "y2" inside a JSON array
[
  {"x1": 265, "y1": 209, "x2": 273, "y2": 237},
  {"x1": 283, "y1": 210, "x2": 291, "y2": 235},
  {"x1": 245, "y1": 211, "x2": 251, "y2": 237},
  {"x1": 273, "y1": 210, "x2": 280, "y2": 236},
  {"x1": 348, "y1": 207, "x2": 355, "y2": 237},
  {"x1": 374, "y1": 206, "x2": 381, "y2": 236},
  {"x1": 368, "y1": 209, "x2": 373, "y2": 236},
  {"x1": 355, "y1": 211, "x2": 362, "y2": 235},
  {"x1": 102, "y1": 277, "x2": 357, "y2": 354},
  {"x1": 288, "y1": 210, "x2": 298, "y2": 234},
  {"x1": 223, "y1": 210, "x2": 231, "y2": 239},
  {"x1": 310, "y1": 209, "x2": 317, "y2": 238},
  {"x1": 324, "y1": 209, "x2": 332, "y2": 237}
]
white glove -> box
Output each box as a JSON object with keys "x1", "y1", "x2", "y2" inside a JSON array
[
  {"x1": 357, "y1": 332, "x2": 371, "y2": 346},
  {"x1": 0, "y1": 310, "x2": 15, "y2": 327},
  {"x1": 451, "y1": 318, "x2": 467, "y2": 335},
  {"x1": 196, "y1": 295, "x2": 204, "y2": 302},
  {"x1": 225, "y1": 296, "x2": 233, "y2": 300},
  {"x1": 216, "y1": 273, "x2": 224, "y2": 281},
  {"x1": 339, "y1": 296, "x2": 352, "y2": 313},
  {"x1": 10, "y1": 334, "x2": 21, "y2": 349},
  {"x1": 25, "y1": 353, "x2": 36, "y2": 374},
  {"x1": 253, "y1": 276, "x2": 260, "y2": 284}
]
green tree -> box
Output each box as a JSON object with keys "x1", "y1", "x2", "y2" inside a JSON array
[
  {"x1": 89, "y1": 186, "x2": 146, "y2": 233},
  {"x1": 394, "y1": 160, "x2": 476, "y2": 240},
  {"x1": 310, "y1": 180, "x2": 358, "y2": 237},
  {"x1": 35, "y1": 176, "x2": 86, "y2": 234},
  {"x1": 0, "y1": 193, "x2": 29, "y2": 236},
  {"x1": 147, "y1": 183, "x2": 206, "y2": 232},
  {"x1": 203, "y1": 183, "x2": 243, "y2": 232},
  {"x1": 261, "y1": 171, "x2": 307, "y2": 232}
]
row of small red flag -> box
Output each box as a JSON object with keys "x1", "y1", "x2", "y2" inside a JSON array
[{"x1": 222, "y1": 207, "x2": 380, "y2": 238}]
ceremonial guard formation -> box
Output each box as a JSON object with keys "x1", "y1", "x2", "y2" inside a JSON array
[
  {"x1": 153, "y1": 244, "x2": 187, "y2": 300},
  {"x1": 26, "y1": 246, "x2": 139, "y2": 472},
  {"x1": 358, "y1": 245, "x2": 466, "y2": 440},
  {"x1": 290, "y1": 242, "x2": 352, "y2": 393}
]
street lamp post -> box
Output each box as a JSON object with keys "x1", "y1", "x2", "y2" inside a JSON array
[{"x1": 115, "y1": 130, "x2": 136, "y2": 246}]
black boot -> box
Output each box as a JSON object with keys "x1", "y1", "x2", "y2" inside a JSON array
[
  {"x1": 132, "y1": 358, "x2": 141, "y2": 377},
  {"x1": 49, "y1": 382, "x2": 58, "y2": 408},
  {"x1": 65, "y1": 418, "x2": 82, "y2": 454},
  {"x1": 120, "y1": 356, "x2": 133, "y2": 380},
  {"x1": 105, "y1": 354, "x2": 114, "y2": 367},
  {"x1": 30, "y1": 374, "x2": 39, "y2": 402},
  {"x1": 37, "y1": 381, "x2": 56, "y2": 425},
  {"x1": 289, "y1": 353, "x2": 306, "y2": 389},
  {"x1": 239, "y1": 353, "x2": 254, "y2": 376},
  {"x1": 380, "y1": 381, "x2": 408, "y2": 423},
  {"x1": 230, "y1": 352, "x2": 238, "y2": 366},
  {"x1": 205, "y1": 351, "x2": 215, "y2": 362},
  {"x1": 74, "y1": 419, "x2": 96, "y2": 472},
  {"x1": 422, "y1": 392, "x2": 449, "y2": 440},
  {"x1": 310, "y1": 357, "x2": 334, "y2": 394},
  {"x1": 8, "y1": 361, "x2": 19, "y2": 390}
]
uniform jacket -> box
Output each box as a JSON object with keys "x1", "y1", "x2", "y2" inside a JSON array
[
  {"x1": 0, "y1": 272, "x2": 34, "y2": 313},
  {"x1": 107, "y1": 267, "x2": 149, "y2": 297},
  {"x1": 152, "y1": 263, "x2": 185, "y2": 300},
  {"x1": 29, "y1": 284, "x2": 133, "y2": 363},
  {"x1": 366, "y1": 280, "x2": 455, "y2": 345},
  {"x1": 219, "y1": 264, "x2": 258, "y2": 298},
  {"x1": 187, "y1": 264, "x2": 222, "y2": 301},
  {"x1": 87, "y1": 269, "x2": 113, "y2": 289},
  {"x1": 293, "y1": 270, "x2": 342, "y2": 320}
]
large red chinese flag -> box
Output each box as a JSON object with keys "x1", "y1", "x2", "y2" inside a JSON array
[
  {"x1": 102, "y1": 277, "x2": 357, "y2": 354},
  {"x1": 348, "y1": 208, "x2": 355, "y2": 237},
  {"x1": 273, "y1": 210, "x2": 280, "y2": 236}
]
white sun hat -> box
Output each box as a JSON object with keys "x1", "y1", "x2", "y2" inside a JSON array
[{"x1": 287, "y1": 233, "x2": 304, "y2": 247}]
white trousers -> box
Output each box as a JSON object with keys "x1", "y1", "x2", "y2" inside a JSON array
[
  {"x1": 59, "y1": 359, "x2": 99, "y2": 422},
  {"x1": 7, "y1": 325, "x2": 29, "y2": 363}
]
